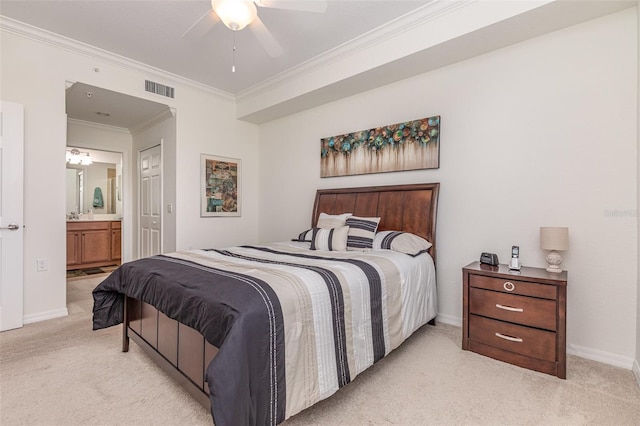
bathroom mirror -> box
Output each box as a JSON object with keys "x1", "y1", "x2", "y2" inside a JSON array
[{"x1": 66, "y1": 161, "x2": 120, "y2": 215}]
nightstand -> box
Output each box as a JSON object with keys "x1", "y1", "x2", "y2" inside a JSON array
[{"x1": 462, "y1": 261, "x2": 567, "y2": 378}]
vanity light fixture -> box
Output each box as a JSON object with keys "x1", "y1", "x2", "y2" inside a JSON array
[
  {"x1": 80, "y1": 153, "x2": 93, "y2": 165},
  {"x1": 66, "y1": 148, "x2": 93, "y2": 166}
]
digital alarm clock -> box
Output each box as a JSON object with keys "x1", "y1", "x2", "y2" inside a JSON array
[{"x1": 480, "y1": 252, "x2": 499, "y2": 266}]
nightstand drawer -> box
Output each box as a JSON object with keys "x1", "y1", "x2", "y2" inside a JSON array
[
  {"x1": 469, "y1": 315, "x2": 556, "y2": 362},
  {"x1": 469, "y1": 287, "x2": 557, "y2": 331},
  {"x1": 469, "y1": 274, "x2": 557, "y2": 300}
]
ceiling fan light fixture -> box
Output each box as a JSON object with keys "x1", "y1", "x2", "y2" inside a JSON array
[{"x1": 212, "y1": 0, "x2": 257, "y2": 31}]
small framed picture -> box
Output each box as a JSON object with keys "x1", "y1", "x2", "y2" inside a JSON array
[{"x1": 200, "y1": 154, "x2": 241, "y2": 217}]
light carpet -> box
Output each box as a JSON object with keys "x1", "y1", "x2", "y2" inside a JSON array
[{"x1": 1, "y1": 275, "x2": 638, "y2": 425}]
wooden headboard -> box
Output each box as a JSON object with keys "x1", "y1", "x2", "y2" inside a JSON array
[{"x1": 312, "y1": 183, "x2": 440, "y2": 264}]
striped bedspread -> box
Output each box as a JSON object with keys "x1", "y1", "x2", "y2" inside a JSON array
[{"x1": 92, "y1": 242, "x2": 437, "y2": 425}]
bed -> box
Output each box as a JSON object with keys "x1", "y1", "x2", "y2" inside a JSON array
[{"x1": 92, "y1": 182, "x2": 439, "y2": 425}]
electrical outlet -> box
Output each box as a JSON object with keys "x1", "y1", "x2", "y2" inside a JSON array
[{"x1": 36, "y1": 258, "x2": 48, "y2": 272}]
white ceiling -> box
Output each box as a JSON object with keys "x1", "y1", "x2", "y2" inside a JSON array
[
  {"x1": 0, "y1": 0, "x2": 429, "y2": 95},
  {"x1": 1, "y1": 0, "x2": 635, "y2": 127},
  {"x1": 66, "y1": 82, "x2": 171, "y2": 131}
]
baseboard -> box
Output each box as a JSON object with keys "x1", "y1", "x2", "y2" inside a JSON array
[
  {"x1": 23, "y1": 308, "x2": 68, "y2": 324},
  {"x1": 567, "y1": 343, "x2": 635, "y2": 370},
  {"x1": 633, "y1": 359, "x2": 640, "y2": 389},
  {"x1": 436, "y1": 313, "x2": 462, "y2": 327}
]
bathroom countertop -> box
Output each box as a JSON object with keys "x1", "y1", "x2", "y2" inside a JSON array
[{"x1": 67, "y1": 215, "x2": 122, "y2": 222}]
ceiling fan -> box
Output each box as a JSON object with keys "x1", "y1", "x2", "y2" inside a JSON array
[{"x1": 183, "y1": 0, "x2": 328, "y2": 58}]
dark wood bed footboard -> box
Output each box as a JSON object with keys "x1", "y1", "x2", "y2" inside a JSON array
[{"x1": 123, "y1": 295, "x2": 217, "y2": 410}]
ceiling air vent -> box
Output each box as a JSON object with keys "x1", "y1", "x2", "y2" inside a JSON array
[{"x1": 145, "y1": 80, "x2": 175, "y2": 99}]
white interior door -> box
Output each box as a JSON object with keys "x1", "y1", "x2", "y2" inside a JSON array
[
  {"x1": 0, "y1": 101, "x2": 24, "y2": 331},
  {"x1": 139, "y1": 144, "x2": 161, "y2": 257}
]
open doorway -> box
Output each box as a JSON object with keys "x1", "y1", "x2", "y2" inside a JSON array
[
  {"x1": 64, "y1": 82, "x2": 175, "y2": 294},
  {"x1": 65, "y1": 147, "x2": 123, "y2": 279}
]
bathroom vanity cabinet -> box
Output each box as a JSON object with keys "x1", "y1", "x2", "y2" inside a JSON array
[{"x1": 67, "y1": 220, "x2": 121, "y2": 270}]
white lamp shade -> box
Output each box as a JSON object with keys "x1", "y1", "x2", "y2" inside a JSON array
[
  {"x1": 212, "y1": 0, "x2": 257, "y2": 31},
  {"x1": 540, "y1": 227, "x2": 569, "y2": 251}
]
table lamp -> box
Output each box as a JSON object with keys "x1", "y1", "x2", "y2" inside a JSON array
[{"x1": 540, "y1": 227, "x2": 569, "y2": 273}]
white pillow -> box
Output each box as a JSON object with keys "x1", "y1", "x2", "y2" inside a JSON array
[
  {"x1": 373, "y1": 231, "x2": 433, "y2": 257},
  {"x1": 310, "y1": 226, "x2": 349, "y2": 251},
  {"x1": 346, "y1": 216, "x2": 380, "y2": 251},
  {"x1": 317, "y1": 212, "x2": 352, "y2": 229}
]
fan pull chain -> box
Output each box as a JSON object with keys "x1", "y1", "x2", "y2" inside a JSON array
[{"x1": 232, "y1": 30, "x2": 236, "y2": 73}]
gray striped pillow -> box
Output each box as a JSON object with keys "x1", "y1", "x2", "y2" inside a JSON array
[
  {"x1": 310, "y1": 226, "x2": 349, "y2": 251},
  {"x1": 345, "y1": 216, "x2": 380, "y2": 251},
  {"x1": 373, "y1": 231, "x2": 432, "y2": 256},
  {"x1": 293, "y1": 229, "x2": 313, "y2": 242}
]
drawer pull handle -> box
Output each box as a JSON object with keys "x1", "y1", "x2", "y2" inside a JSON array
[
  {"x1": 496, "y1": 304, "x2": 523, "y2": 313},
  {"x1": 503, "y1": 281, "x2": 515, "y2": 292},
  {"x1": 495, "y1": 332, "x2": 523, "y2": 343}
]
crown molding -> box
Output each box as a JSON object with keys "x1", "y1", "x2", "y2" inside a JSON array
[
  {"x1": 0, "y1": 15, "x2": 234, "y2": 102},
  {"x1": 67, "y1": 118, "x2": 131, "y2": 135},
  {"x1": 130, "y1": 107, "x2": 176, "y2": 136},
  {"x1": 2, "y1": 1, "x2": 474, "y2": 107},
  {"x1": 236, "y1": 0, "x2": 475, "y2": 101}
]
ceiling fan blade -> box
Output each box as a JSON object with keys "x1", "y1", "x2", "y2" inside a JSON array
[
  {"x1": 248, "y1": 16, "x2": 284, "y2": 58},
  {"x1": 182, "y1": 9, "x2": 220, "y2": 41},
  {"x1": 254, "y1": 0, "x2": 327, "y2": 13}
]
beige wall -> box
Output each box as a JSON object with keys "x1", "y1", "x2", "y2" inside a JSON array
[
  {"x1": 0, "y1": 29, "x2": 260, "y2": 322},
  {"x1": 258, "y1": 9, "x2": 638, "y2": 366}
]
